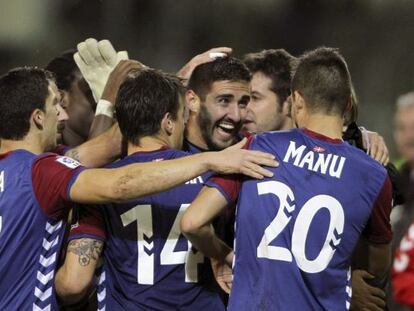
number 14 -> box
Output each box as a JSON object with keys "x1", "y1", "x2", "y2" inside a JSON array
[{"x1": 121, "y1": 204, "x2": 204, "y2": 285}]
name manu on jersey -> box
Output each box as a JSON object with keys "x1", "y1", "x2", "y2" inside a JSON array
[{"x1": 283, "y1": 141, "x2": 346, "y2": 178}]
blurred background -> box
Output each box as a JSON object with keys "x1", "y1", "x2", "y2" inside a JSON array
[{"x1": 0, "y1": 0, "x2": 413, "y2": 159}]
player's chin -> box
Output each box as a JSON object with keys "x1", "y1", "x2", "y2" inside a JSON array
[
  {"x1": 56, "y1": 133, "x2": 63, "y2": 145},
  {"x1": 241, "y1": 122, "x2": 256, "y2": 134}
]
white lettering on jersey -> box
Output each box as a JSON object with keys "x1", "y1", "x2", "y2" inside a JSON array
[
  {"x1": 0, "y1": 170, "x2": 4, "y2": 192},
  {"x1": 257, "y1": 180, "x2": 345, "y2": 273},
  {"x1": 121, "y1": 203, "x2": 204, "y2": 285},
  {"x1": 185, "y1": 176, "x2": 204, "y2": 185},
  {"x1": 56, "y1": 156, "x2": 81, "y2": 169},
  {"x1": 283, "y1": 141, "x2": 346, "y2": 178}
]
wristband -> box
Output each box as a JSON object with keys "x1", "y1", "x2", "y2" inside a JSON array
[{"x1": 95, "y1": 99, "x2": 114, "y2": 118}]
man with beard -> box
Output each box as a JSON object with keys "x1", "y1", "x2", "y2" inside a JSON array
[
  {"x1": 181, "y1": 47, "x2": 392, "y2": 311},
  {"x1": 0, "y1": 67, "x2": 275, "y2": 311},
  {"x1": 183, "y1": 56, "x2": 250, "y2": 154}
]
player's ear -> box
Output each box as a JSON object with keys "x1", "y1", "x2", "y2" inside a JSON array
[
  {"x1": 162, "y1": 112, "x2": 174, "y2": 136},
  {"x1": 292, "y1": 91, "x2": 305, "y2": 113},
  {"x1": 32, "y1": 108, "x2": 45, "y2": 130},
  {"x1": 185, "y1": 90, "x2": 200, "y2": 114},
  {"x1": 282, "y1": 95, "x2": 292, "y2": 117}
]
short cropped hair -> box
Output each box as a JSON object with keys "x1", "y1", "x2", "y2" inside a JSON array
[
  {"x1": 187, "y1": 57, "x2": 251, "y2": 100},
  {"x1": 244, "y1": 49, "x2": 298, "y2": 106},
  {"x1": 0, "y1": 67, "x2": 54, "y2": 140},
  {"x1": 116, "y1": 69, "x2": 186, "y2": 145},
  {"x1": 292, "y1": 47, "x2": 352, "y2": 116},
  {"x1": 45, "y1": 50, "x2": 78, "y2": 91}
]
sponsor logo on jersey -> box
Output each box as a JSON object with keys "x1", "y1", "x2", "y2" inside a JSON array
[
  {"x1": 71, "y1": 221, "x2": 79, "y2": 230},
  {"x1": 56, "y1": 156, "x2": 82, "y2": 169},
  {"x1": 283, "y1": 141, "x2": 346, "y2": 178}
]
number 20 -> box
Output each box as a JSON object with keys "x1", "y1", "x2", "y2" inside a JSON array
[{"x1": 256, "y1": 181, "x2": 344, "y2": 273}]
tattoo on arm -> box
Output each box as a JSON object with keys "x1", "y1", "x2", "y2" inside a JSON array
[
  {"x1": 65, "y1": 149, "x2": 81, "y2": 162},
  {"x1": 67, "y1": 239, "x2": 104, "y2": 266}
]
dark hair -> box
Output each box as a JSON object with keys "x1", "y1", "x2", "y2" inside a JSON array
[
  {"x1": 0, "y1": 67, "x2": 55, "y2": 140},
  {"x1": 45, "y1": 49, "x2": 78, "y2": 91},
  {"x1": 292, "y1": 47, "x2": 352, "y2": 115},
  {"x1": 244, "y1": 49, "x2": 298, "y2": 106},
  {"x1": 187, "y1": 57, "x2": 251, "y2": 100},
  {"x1": 116, "y1": 69, "x2": 186, "y2": 145}
]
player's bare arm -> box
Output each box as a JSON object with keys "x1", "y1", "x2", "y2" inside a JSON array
[
  {"x1": 181, "y1": 186, "x2": 235, "y2": 293},
  {"x1": 367, "y1": 243, "x2": 392, "y2": 283},
  {"x1": 181, "y1": 186, "x2": 232, "y2": 262},
  {"x1": 65, "y1": 123, "x2": 122, "y2": 167},
  {"x1": 55, "y1": 238, "x2": 104, "y2": 305},
  {"x1": 69, "y1": 139, "x2": 277, "y2": 204},
  {"x1": 176, "y1": 47, "x2": 232, "y2": 85},
  {"x1": 88, "y1": 60, "x2": 146, "y2": 139}
]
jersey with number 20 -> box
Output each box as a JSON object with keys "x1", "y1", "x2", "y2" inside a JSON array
[{"x1": 207, "y1": 128, "x2": 392, "y2": 311}]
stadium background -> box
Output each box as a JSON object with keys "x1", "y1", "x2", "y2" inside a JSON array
[{"x1": 0, "y1": 0, "x2": 412, "y2": 159}]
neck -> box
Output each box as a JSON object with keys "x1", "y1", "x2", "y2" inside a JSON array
[
  {"x1": 301, "y1": 113, "x2": 343, "y2": 140},
  {"x1": 127, "y1": 135, "x2": 170, "y2": 155},
  {"x1": 62, "y1": 126, "x2": 87, "y2": 147},
  {"x1": 280, "y1": 117, "x2": 295, "y2": 131},
  {"x1": 185, "y1": 117, "x2": 208, "y2": 149},
  {"x1": 0, "y1": 131, "x2": 44, "y2": 155}
]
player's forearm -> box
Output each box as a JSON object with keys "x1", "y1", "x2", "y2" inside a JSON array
[
  {"x1": 111, "y1": 152, "x2": 213, "y2": 201},
  {"x1": 70, "y1": 152, "x2": 214, "y2": 204},
  {"x1": 88, "y1": 115, "x2": 115, "y2": 140},
  {"x1": 66, "y1": 123, "x2": 121, "y2": 167},
  {"x1": 55, "y1": 266, "x2": 92, "y2": 305},
  {"x1": 184, "y1": 224, "x2": 232, "y2": 262},
  {"x1": 367, "y1": 243, "x2": 391, "y2": 279}
]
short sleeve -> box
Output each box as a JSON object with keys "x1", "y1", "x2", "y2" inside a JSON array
[
  {"x1": 362, "y1": 176, "x2": 393, "y2": 244},
  {"x1": 205, "y1": 135, "x2": 254, "y2": 203},
  {"x1": 32, "y1": 154, "x2": 88, "y2": 219},
  {"x1": 206, "y1": 175, "x2": 242, "y2": 204},
  {"x1": 69, "y1": 205, "x2": 106, "y2": 242}
]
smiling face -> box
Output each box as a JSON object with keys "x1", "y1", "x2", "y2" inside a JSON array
[{"x1": 196, "y1": 80, "x2": 250, "y2": 150}]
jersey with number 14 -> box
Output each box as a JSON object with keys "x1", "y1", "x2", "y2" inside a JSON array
[
  {"x1": 71, "y1": 147, "x2": 224, "y2": 311},
  {"x1": 207, "y1": 128, "x2": 392, "y2": 311}
]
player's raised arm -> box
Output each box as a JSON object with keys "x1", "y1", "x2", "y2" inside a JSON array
[
  {"x1": 65, "y1": 122, "x2": 122, "y2": 167},
  {"x1": 176, "y1": 47, "x2": 232, "y2": 85},
  {"x1": 69, "y1": 140, "x2": 277, "y2": 204}
]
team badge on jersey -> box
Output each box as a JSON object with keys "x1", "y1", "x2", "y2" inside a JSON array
[
  {"x1": 313, "y1": 146, "x2": 326, "y2": 153},
  {"x1": 56, "y1": 156, "x2": 81, "y2": 169}
]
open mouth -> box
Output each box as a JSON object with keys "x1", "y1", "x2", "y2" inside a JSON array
[{"x1": 217, "y1": 121, "x2": 236, "y2": 134}]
